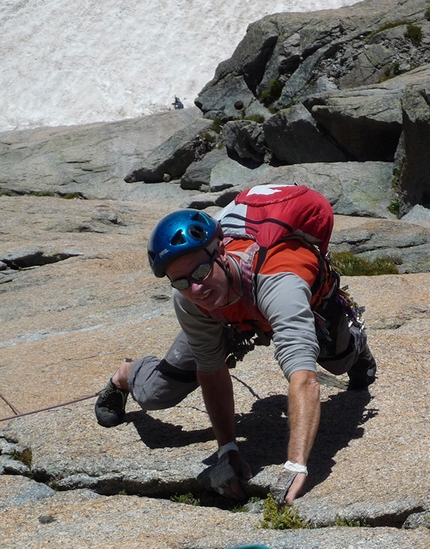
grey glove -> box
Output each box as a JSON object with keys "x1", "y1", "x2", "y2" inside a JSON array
[{"x1": 209, "y1": 453, "x2": 237, "y2": 495}]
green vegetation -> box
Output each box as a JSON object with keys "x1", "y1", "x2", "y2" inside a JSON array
[
  {"x1": 257, "y1": 494, "x2": 310, "y2": 530},
  {"x1": 244, "y1": 114, "x2": 265, "y2": 123},
  {"x1": 379, "y1": 60, "x2": 402, "y2": 82},
  {"x1": 331, "y1": 252, "x2": 400, "y2": 276},
  {"x1": 211, "y1": 117, "x2": 225, "y2": 134},
  {"x1": 392, "y1": 61, "x2": 401, "y2": 75},
  {"x1": 200, "y1": 130, "x2": 217, "y2": 144},
  {"x1": 335, "y1": 514, "x2": 370, "y2": 527},
  {"x1": 366, "y1": 20, "x2": 409, "y2": 42},
  {"x1": 170, "y1": 492, "x2": 201, "y2": 506},
  {"x1": 34, "y1": 190, "x2": 56, "y2": 197},
  {"x1": 59, "y1": 193, "x2": 81, "y2": 199},
  {"x1": 259, "y1": 79, "x2": 283, "y2": 107},
  {"x1": 231, "y1": 496, "x2": 262, "y2": 513},
  {"x1": 367, "y1": 20, "x2": 423, "y2": 46},
  {"x1": 11, "y1": 448, "x2": 33, "y2": 467},
  {"x1": 405, "y1": 23, "x2": 422, "y2": 46},
  {"x1": 388, "y1": 198, "x2": 400, "y2": 217}
]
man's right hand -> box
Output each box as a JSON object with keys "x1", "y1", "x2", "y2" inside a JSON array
[{"x1": 210, "y1": 450, "x2": 253, "y2": 500}]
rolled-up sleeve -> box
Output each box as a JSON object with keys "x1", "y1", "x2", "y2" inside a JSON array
[
  {"x1": 256, "y1": 271, "x2": 319, "y2": 380},
  {"x1": 172, "y1": 290, "x2": 226, "y2": 372}
]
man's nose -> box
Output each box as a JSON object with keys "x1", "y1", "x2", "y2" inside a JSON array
[{"x1": 190, "y1": 281, "x2": 205, "y2": 294}]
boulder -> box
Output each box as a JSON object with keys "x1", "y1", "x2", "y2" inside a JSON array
[
  {"x1": 124, "y1": 117, "x2": 213, "y2": 183},
  {"x1": 263, "y1": 104, "x2": 350, "y2": 164},
  {"x1": 402, "y1": 204, "x2": 430, "y2": 222},
  {"x1": 223, "y1": 119, "x2": 269, "y2": 163},
  {"x1": 304, "y1": 87, "x2": 403, "y2": 162},
  {"x1": 397, "y1": 77, "x2": 430, "y2": 212},
  {"x1": 180, "y1": 148, "x2": 229, "y2": 191},
  {"x1": 192, "y1": 0, "x2": 430, "y2": 214},
  {"x1": 195, "y1": 19, "x2": 280, "y2": 121},
  {"x1": 195, "y1": 73, "x2": 258, "y2": 122}
]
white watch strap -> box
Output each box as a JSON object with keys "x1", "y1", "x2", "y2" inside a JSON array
[
  {"x1": 217, "y1": 441, "x2": 239, "y2": 459},
  {"x1": 284, "y1": 460, "x2": 308, "y2": 475}
]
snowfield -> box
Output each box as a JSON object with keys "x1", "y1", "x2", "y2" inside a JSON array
[{"x1": 1, "y1": 0, "x2": 358, "y2": 131}]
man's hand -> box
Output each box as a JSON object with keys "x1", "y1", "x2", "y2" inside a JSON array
[
  {"x1": 270, "y1": 461, "x2": 308, "y2": 505},
  {"x1": 210, "y1": 450, "x2": 253, "y2": 499},
  {"x1": 284, "y1": 471, "x2": 307, "y2": 504}
]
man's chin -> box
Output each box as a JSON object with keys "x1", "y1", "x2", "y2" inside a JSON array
[
  {"x1": 192, "y1": 291, "x2": 226, "y2": 310},
  {"x1": 196, "y1": 298, "x2": 217, "y2": 311}
]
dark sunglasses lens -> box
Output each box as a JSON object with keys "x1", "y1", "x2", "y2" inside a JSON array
[
  {"x1": 171, "y1": 279, "x2": 190, "y2": 290},
  {"x1": 171, "y1": 261, "x2": 213, "y2": 290},
  {"x1": 192, "y1": 262, "x2": 212, "y2": 280}
]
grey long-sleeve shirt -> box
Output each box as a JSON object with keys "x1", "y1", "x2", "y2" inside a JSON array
[{"x1": 172, "y1": 271, "x2": 319, "y2": 380}]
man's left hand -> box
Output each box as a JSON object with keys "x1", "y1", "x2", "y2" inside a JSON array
[{"x1": 284, "y1": 472, "x2": 307, "y2": 504}]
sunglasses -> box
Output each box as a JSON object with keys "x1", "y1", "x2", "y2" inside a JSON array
[{"x1": 170, "y1": 254, "x2": 216, "y2": 290}]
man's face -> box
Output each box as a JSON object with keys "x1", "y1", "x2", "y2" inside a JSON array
[{"x1": 165, "y1": 246, "x2": 230, "y2": 310}]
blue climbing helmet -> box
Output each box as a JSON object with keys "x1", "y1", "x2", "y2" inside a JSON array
[{"x1": 147, "y1": 209, "x2": 223, "y2": 277}]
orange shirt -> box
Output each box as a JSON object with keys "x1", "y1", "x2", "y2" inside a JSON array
[
  {"x1": 226, "y1": 238, "x2": 320, "y2": 286},
  {"x1": 204, "y1": 238, "x2": 321, "y2": 330}
]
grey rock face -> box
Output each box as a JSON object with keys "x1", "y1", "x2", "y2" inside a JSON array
[
  {"x1": 0, "y1": 107, "x2": 204, "y2": 200},
  {"x1": 185, "y1": 161, "x2": 397, "y2": 217},
  {"x1": 197, "y1": 0, "x2": 430, "y2": 117},
  {"x1": 194, "y1": 0, "x2": 430, "y2": 213}
]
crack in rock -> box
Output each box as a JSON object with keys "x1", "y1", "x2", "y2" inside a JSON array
[{"x1": 0, "y1": 248, "x2": 82, "y2": 270}]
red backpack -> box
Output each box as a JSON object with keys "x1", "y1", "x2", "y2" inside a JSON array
[
  {"x1": 205, "y1": 184, "x2": 335, "y2": 329},
  {"x1": 218, "y1": 184, "x2": 333, "y2": 256}
]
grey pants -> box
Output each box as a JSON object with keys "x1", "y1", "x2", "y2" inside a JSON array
[{"x1": 128, "y1": 294, "x2": 367, "y2": 411}]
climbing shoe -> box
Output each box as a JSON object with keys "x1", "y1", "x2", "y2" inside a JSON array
[
  {"x1": 95, "y1": 378, "x2": 129, "y2": 427},
  {"x1": 347, "y1": 346, "x2": 377, "y2": 391}
]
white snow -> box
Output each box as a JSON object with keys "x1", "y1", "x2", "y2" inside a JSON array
[{"x1": 0, "y1": 0, "x2": 359, "y2": 131}]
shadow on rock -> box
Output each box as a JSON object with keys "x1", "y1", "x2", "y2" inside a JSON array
[
  {"x1": 125, "y1": 410, "x2": 214, "y2": 449},
  {"x1": 125, "y1": 382, "x2": 377, "y2": 498},
  {"x1": 307, "y1": 389, "x2": 377, "y2": 491}
]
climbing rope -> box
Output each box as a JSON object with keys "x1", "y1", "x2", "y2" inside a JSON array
[{"x1": 0, "y1": 392, "x2": 98, "y2": 423}]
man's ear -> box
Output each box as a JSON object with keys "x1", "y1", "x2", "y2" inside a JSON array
[{"x1": 218, "y1": 242, "x2": 229, "y2": 266}]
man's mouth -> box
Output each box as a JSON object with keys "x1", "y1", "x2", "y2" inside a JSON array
[
  {"x1": 193, "y1": 289, "x2": 213, "y2": 302},
  {"x1": 201, "y1": 289, "x2": 212, "y2": 299}
]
